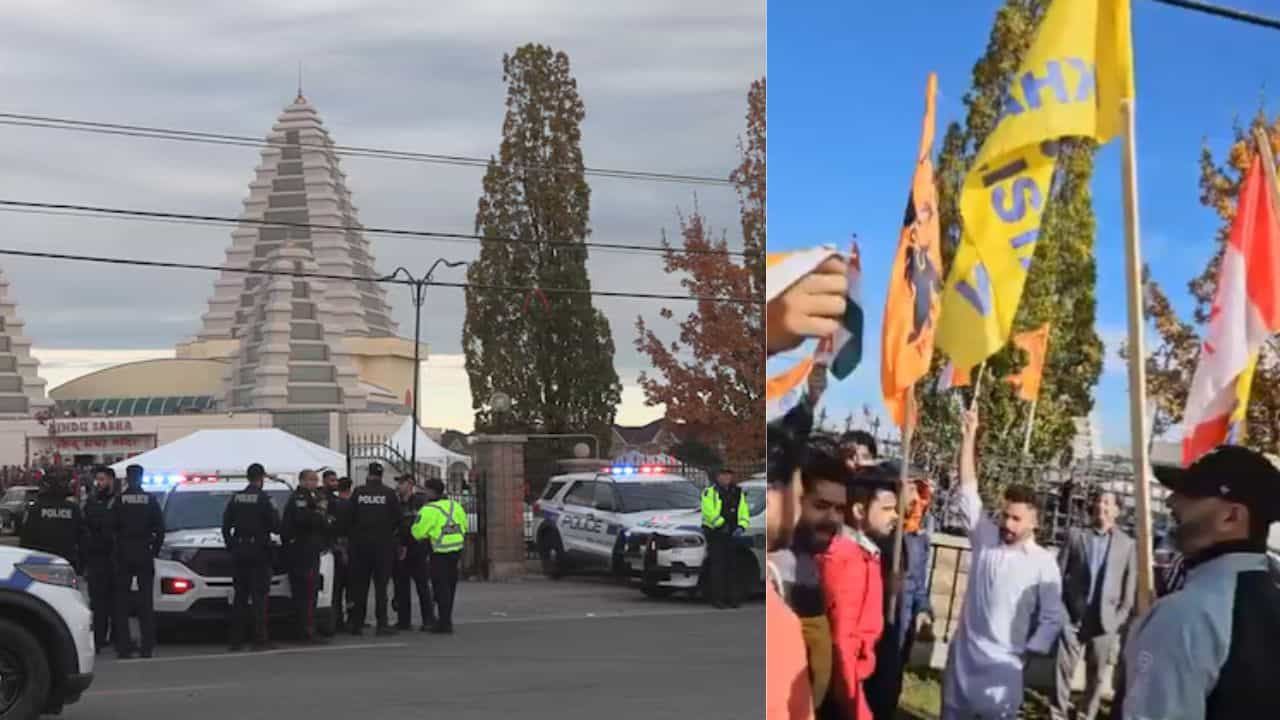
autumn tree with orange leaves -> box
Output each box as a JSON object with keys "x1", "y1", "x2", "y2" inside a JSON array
[
  {"x1": 1132, "y1": 109, "x2": 1280, "y2": 449},
  {"x1": 634, "y1": 79, "x2": 765, "y2": 464}
]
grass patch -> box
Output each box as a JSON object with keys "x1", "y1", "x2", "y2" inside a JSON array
[{"x1": 893, "y1": 670, "x2": 1112, "y2": 719}]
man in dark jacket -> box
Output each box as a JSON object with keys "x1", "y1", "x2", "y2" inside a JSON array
[
  {"x1": 282, "y1": 469, "x2": 330, "y2": 643},
  {"x1": 82, "y1": 466, "x2": 117, "y2": 652},
  {"x1": 1122, "y1": 446, "x2": 1280, "y2": 719},
  {"x1": 221, "y1": 463, "x2": 279, "y2": 651},
  {"x1": 111, "y1": 464, "x2": 164, "y2": 659},
  {"x1": 347, "y1": 463, "x2": 401, "y2": 636},
  {"x1": 19, "y1": 467, "x2": 84, "y2": 572},
  {"x1": 393, "y1": 474, "x2": 434, "y2": 631},
  {"x1": 327, "y1": 476, "x2": 353, "y2": 630}
]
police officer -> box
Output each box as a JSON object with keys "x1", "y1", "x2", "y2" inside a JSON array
[
  {"x1": 83, "y1": 466, "x2": 118, "y2": 652},
  {"x1": 19, "y1": 467, "x2": 84, "y2": 572},
  {"x1": 328, "y1": 476, "x2": 354, "y2": 630},
  {"x1": 411, "y1": 477, "x2": 467, "y2": 634},
  {"x1": 347, "y1": 463, "x2": 401, "y2": 636},
  {"x1": 282, "y1": 469, "x2": 331, "y2": 643},
  {"x1": 700, "y1": 467, "x2": 750, "y2": 609},
  {"x1": 393, "y1": 474, "x2": 435, "y2": 631},
  {"x1": 1121, "y1": 445, "x2": 1280, "y2": 719},
  {"x1": 111, "y1": 464, "x2": 165, "y2": 659},
  {"x1": 221, "y1": 463, "x2": 279, "y2": 652}
]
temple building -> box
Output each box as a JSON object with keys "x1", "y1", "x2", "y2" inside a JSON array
[{"x1": 0, "y1": 93, "x2": 426, "y2": 466}]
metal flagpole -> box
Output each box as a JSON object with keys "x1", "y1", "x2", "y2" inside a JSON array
[
  {"x1": 887, "y1": 386, "x2": 916, "y2": 618},
  {"x1": 1022, "y1": 397, "x2": 1039, "y2": 456}
]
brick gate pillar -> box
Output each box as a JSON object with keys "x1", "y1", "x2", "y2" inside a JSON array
[{"x1": 472, "y1": 434, "x2": 528, "y2": 580}]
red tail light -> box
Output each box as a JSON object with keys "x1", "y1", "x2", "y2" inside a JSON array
[{"x1": 161, "y1": 577, "x2": 193, "y2": 595}]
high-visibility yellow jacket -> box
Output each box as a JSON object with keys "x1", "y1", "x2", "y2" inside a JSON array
[
  {"x1": 701, "y1": 485, "x2": 749, "y2": 531},
  {"x1": 410, "y1": 497, "x2": 468, "y2": 554}
]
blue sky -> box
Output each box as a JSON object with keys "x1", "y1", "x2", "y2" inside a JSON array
[{"x1": 768, "y1": 0, "x2": 1279, "y2": 451}]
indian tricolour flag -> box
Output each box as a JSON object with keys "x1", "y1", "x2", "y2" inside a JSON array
[{"x1": 815, "y1": 242, "x2": 864, "y2": 380}]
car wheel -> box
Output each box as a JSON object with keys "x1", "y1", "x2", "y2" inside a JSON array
[
  {"x1": 640, "y1": 584, "x2": 675, "y2": 599},
  {"x1": 735, "y1": 549, "x2": 762, "y2": 599},
  {"x1": 539, "y1": 531, "x2": 566, "y2": 580},
  {"x1": 0, "y1": 617, "x2": 51, "y2": 720}
]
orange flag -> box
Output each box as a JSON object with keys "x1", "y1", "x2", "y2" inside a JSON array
[
  {"x1": 881, "y1": 73, "x2": 943, "y2": 428},
  {"x1": 1006, "y1": 323, "x2": 1051, "y2": 402}
]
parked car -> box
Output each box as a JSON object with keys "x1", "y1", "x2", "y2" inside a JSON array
[{"x1": 0, "y1": 486, "x2": 38, "y2": 535}]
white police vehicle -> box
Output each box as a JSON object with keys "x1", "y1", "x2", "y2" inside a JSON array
[
  {"x1": 0, "y1": 546, "x2": 93, "y2": 718},
  {"x1": 620, "y1": 476, "x2": 767, "y2": 599},
  {"x1": 153, "y1": 476, "x2": 336, "y2": 634},
  {"x1": 531, "y1": 465, "x2": 703, "y2": 578}
]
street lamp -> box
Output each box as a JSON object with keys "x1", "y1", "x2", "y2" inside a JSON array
[{"x1": 384, "y1": 258, "x2": 467, "y2": 482}]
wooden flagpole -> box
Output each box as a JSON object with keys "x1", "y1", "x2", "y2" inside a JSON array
[
  {"x1": 1022, "y1": 397, "x2": 1039, "y2": 456},
  {"x1": 969, "y1": 362, "x2": 988, "y2": 412},
  {"x1": 887, "y1": 385, "x2": 917, "y2": 617},
  {"x1": 1120, "y1": 99, "x2": 1156, "y2": 614}
]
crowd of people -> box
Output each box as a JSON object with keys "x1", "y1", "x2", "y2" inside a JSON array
[
  {"x1": 765, "y1": 255, "x2": 1280, "y2": 719},
  {"x1": 15, "y1": 460, "x2": 469, "y2": 657}
]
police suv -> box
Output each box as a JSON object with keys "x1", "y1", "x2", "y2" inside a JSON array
[
  {"x1": 531, "y1": 465, "x2": 703, "y2": 578},
  {"x1": 153, "y1": 476, "x2": 336, "y2": 634},
  {"x1": 0, "y1": 546, "x2": 93, "y2": 718},
  {"x1": 621, "y1": 476, "x2": 767, "y2": 599}
]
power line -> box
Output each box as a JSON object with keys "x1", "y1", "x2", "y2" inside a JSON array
[
  {"x1": 0, "y1": 246, "x2": 762, "y2": 306},
  {"x1": 0, "y1": 112, "x2": 734, "y2": 187},
  {"x1": 1147, "y1": 0, "x2": 1280, "y2": 30},
  {"x1": 0, "y1": 199, "x2": 757, "y2": 259}
]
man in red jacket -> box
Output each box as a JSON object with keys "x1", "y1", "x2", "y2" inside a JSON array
[{"x1": 817, "y1": 462, "x2": 900, "y2": 720}]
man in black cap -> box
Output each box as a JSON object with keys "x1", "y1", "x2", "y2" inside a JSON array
[
  {"x1": 347, "y1": 462, "x2": 401, "y2": 636},
  {"x1": 282, "y1": 469, "x2": 331, "y2": 643},
  {"x1": 392, "y1": 474, "x2": 434, "y2": 631},
  {"x1": 111, "y1": 464, "x2": 165, "y2": 659},
  {"x1": 221, "y1": 462, "x2": 279, "y2": 651},
  {"x1": 1120, "y1": 445, "x2": 1280, "y2": 720}
]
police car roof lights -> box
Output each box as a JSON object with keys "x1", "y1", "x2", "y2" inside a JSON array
[{"x1": 599, "y1": 464, "x2": 674, "y2": 476}]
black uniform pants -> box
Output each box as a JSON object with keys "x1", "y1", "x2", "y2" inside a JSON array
[
  {"x1": 86, "y1": 556, "x2": 114, "y2": 649},
  {"x1": 393, "y1": 550, "x2": 433, "y2": 628},
  {"x1": 429, "y1": 551, "x2": 461, "y2": 628},
  {"x1": 350, "y1": 541, "x2": 393, "y2": 629},
  {"x1": 230, "y1": 549, "x2": 271, "y2": 646},
  {"x1": 288, "y1": 545, "x2": 321, "y2": 639},
  {"x1": 332, "y1": 547, "x2": 349, "y2": 626},
  {"x1": 705, "y1": 530, "x2": 737, "y2": 607},
  {"x1": 113, "y1": 558, "x2": 155, "y2": 655}
]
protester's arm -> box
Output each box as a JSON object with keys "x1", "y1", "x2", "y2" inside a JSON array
[
  {"x1": 951, "y1": 409, "x2": 993, "y2": 544},
  {"x1": 1122, "y1": 600, "x2": 1220, "y2": 720},
  {"x1": 766, "y1": 255, "x2": 847, "y2": 356},
  {"x1": 1026, "y1": 554, "x2": 1066, "y2": 655}
]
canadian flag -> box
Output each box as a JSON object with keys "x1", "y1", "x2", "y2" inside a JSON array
[{"x1": 1181, "y1": 154, "x2": 1280, "y2": 465}]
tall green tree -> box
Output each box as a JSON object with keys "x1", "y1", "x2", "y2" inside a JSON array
[
  {"x1": 916, "y1": 0, "x2": 1104, "y2": 466},
  {"x1": 463, "y1": 44, "x2": 622, "y2": 447}
]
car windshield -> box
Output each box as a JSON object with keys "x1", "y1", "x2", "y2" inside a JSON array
[
  {"x1": 1, "y1": 488, "x2": 31, "y2": 504},
  {"x1": 615, "y1": 481, "x2": 701, "y2": 513},
  {"x1": 163, "y1": 488, "x2": 291, "y2": 532},
  {"x1": 746, "y1": 486, "x2": 766, "y2": 516}
]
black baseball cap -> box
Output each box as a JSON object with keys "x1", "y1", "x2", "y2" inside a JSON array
[
  {"x1": 368, "y1": 462, "x2": 384, "y2": 477},
  {"x1": 1159, "y1": 445, "x2": 1280, "y2": 522},
  {"x1": 246, "y1": 463, "x2": 265, "y2": 480}
]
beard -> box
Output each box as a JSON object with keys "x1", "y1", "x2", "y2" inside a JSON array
[
  {"x1": 1172, "y1": 512, "x2": 1214, "y2": 554},
  {"x1": 794, "y1": 522, "x2": 837, "y2": 553},
  {"x1": 1000, "y1": 527, "x2": 1031, "y2": 545}
]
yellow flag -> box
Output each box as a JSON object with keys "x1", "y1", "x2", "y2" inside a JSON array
[
  {"x1": 1226, "y1": 352, "x2": 1259, "y2": 444},
  {"x1": 937, "y1": 0, "x2": 1134, "y2": 368}
]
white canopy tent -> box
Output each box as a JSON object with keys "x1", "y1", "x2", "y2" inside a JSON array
[
  {"x1": 388, "y1": 417, "x2": 472, "y2": 478},
  {"x1": 109, "y1": 428, "x2": 346, "y2": 485}
]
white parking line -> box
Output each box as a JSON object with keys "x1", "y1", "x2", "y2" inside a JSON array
[
  {"x1": 87, "y1": 684, "x2": 237, "y2": 696},
  {"x1": 114, "y1": 642, "x2": 408, "y2": 663}
]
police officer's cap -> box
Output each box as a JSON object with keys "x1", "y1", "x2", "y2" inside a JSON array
[
  {"x1": 246, "y1": 463, "x2": 266, "y2": 480},
  {"x1": 368, "y1": 462, "x2": 384, "y2": 477},
  {"x1": 424, "y1": 477, "x2": 445, "y2": 495},
  {"x1": 125, "y1": 464, "x2": 144, "y2": 482},
  {"x1": 1159, "y1": 445, "x2": 1280, "y2": 522}
]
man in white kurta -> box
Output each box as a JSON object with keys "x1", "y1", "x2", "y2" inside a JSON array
[{"x1": 942, "y1": 410, "x2": 1065, "y2": 719}]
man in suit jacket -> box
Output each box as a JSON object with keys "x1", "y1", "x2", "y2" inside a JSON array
[{"x1": 1049, "y1": 488, "x2": 1136, "y2": 720}]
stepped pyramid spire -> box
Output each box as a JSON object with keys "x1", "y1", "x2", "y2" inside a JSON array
[
  {"x1": 224, "y1": 241, "x2": 367, "y2": 412},
  {"x1": 195, "y1": 95, "x2": 397, "y2": 345},
  {"x1": 0, "y1": 269, "x2": 51, "y2": 417}
]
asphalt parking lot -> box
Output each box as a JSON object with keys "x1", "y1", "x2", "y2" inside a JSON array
[{"x1": 65, "y1": 575, "x2": 762, "y2": 720}]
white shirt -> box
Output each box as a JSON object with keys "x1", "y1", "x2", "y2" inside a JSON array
[{"x1": 942, "y1": 484, "x2": 1065, "y2": 718}]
